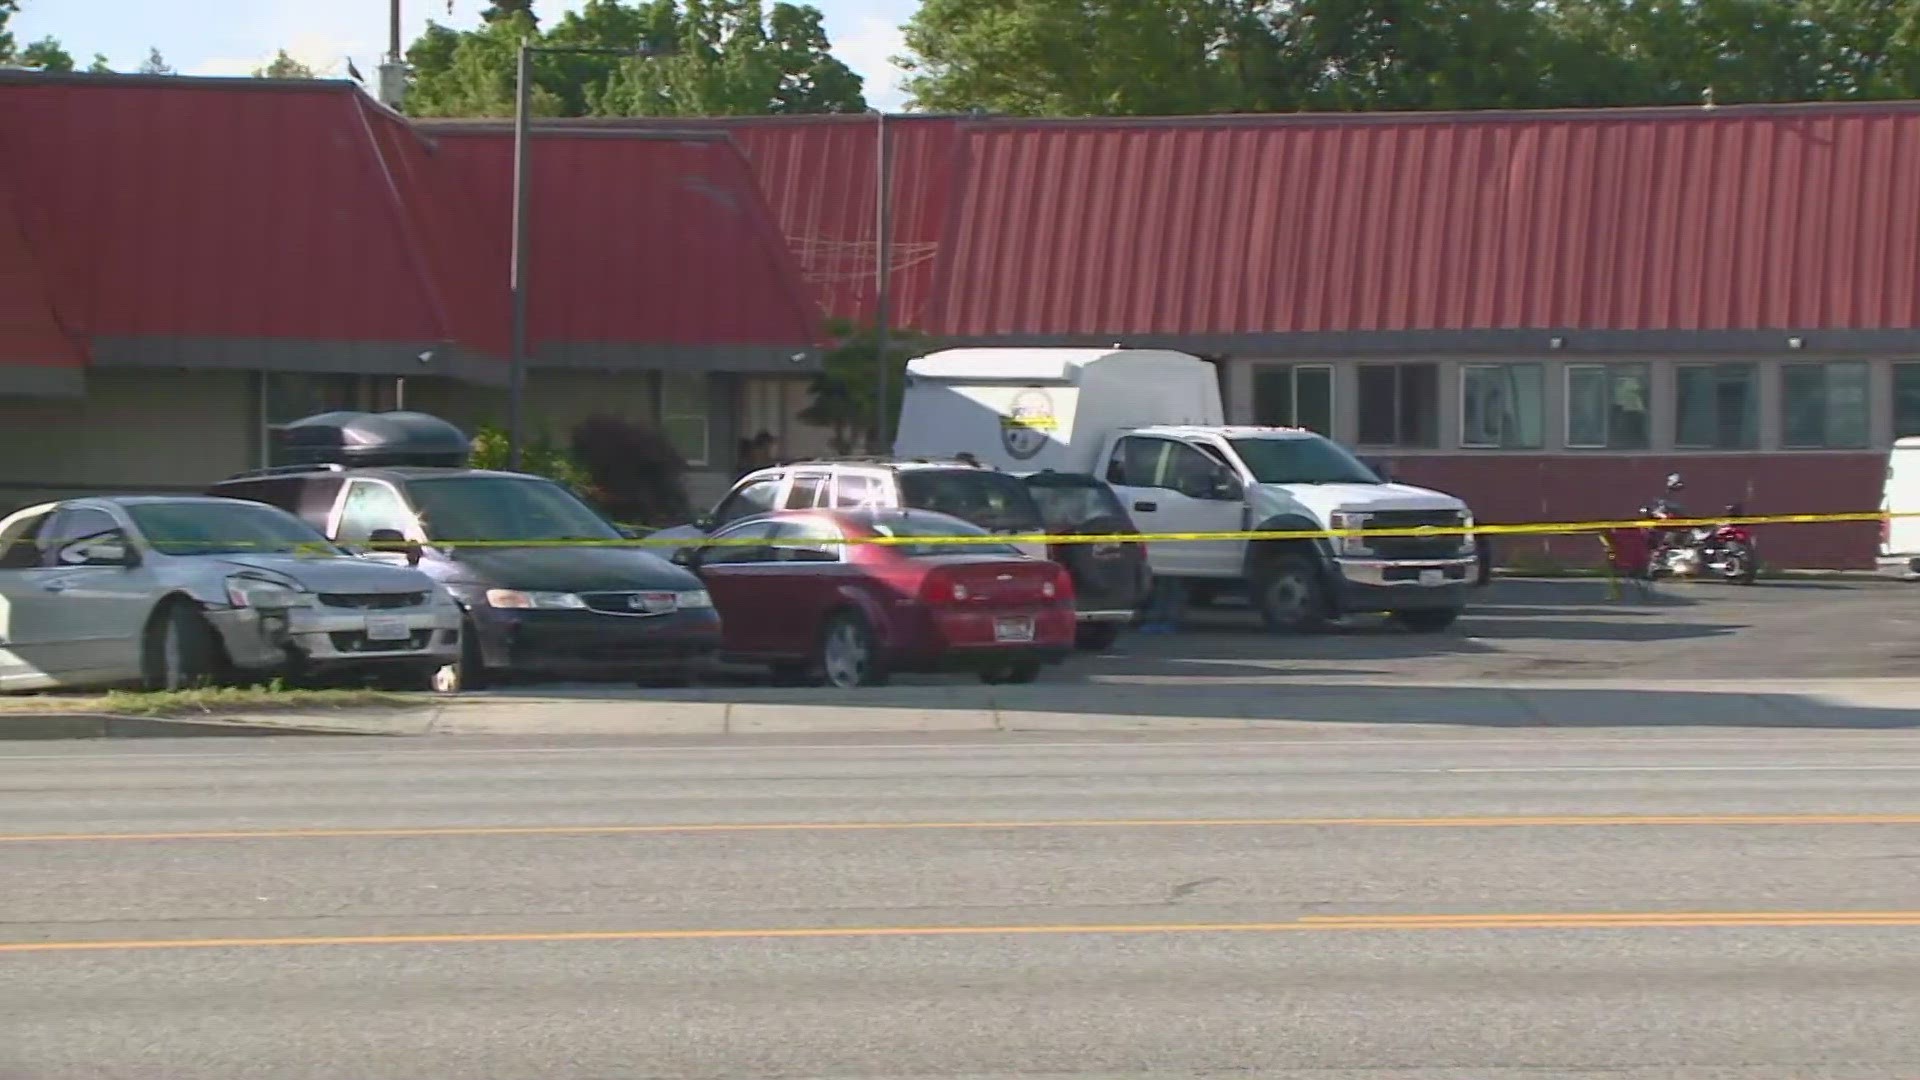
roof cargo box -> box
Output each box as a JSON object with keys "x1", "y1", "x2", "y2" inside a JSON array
[{"x1": 276, "y1": 411, "x2": 472, "y2": 468}]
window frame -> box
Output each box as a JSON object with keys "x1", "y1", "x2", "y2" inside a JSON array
[
  {"x1": 40, "y1": 507, "x2": 127, "y2": 567},
  {"x1": 1356, "y1": 362, "x2": 1440, "y2": 448},
  {"x1": 1674, "y1": 362, "x2": 1760, "y2": 450},
  {"x1": 783, "y1": 470, "x2": 830, "y2": 509},
  {"x1": 700, "y1": 519, "x2": 781, "y2": 565},
  {"x1": 770, "y1": 517, "x2": 846, "y2": 563},
  {"x1": 0, "y1": 508, "x2": 55, "y2": 570},
  {"x1": 1250, "y1": 363, "x2": 1335, "y2": 435},
  {"x1": 1107, "y1": 435, "x2": 1175, "y2": 489},
  {"x1": 659, "y1": 372, "x2": 710, "y2": 468},
  {"x1": 711, "y1": 476, "x2": 783, "y2": 528},
  {"x1": 1895, "y1": 362, "x2": 1920, "y2": 440},
  {"x1": 1780, "y1": 360, "x2": 1870, "y2": 450},
  {"x1": 830, "y1": 470, "x2": 888, "y2": 509},
  {"x1": 1563, "y1": 362, "x2": 1652, "y2": 451}
]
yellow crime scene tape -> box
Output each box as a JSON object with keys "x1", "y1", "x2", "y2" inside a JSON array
[{"x1": 316, "y1": 508, "x2": 1898, "y2": 550}]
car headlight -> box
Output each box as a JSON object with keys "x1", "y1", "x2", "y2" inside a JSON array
[
  {"x1": 1329, "y1": 511, "x2": 1370, "y2": 555},
  {"x1": 676, "y1": 589, "x2": 713, "y2": 610},
  {"x1": 1458, "y1": 511, "x2": 1477, "y2": 554},
  {"x1": 484, "y1": 589, "x2": 587, "y2": 610},
  {"x1": 225, "y1": 576, "x2": 312, "y2": 610}
]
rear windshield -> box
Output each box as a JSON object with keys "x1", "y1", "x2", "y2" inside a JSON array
[
  {"x1": 896, "y1": 470, "x2": 1043, "y2": 532},
  {"x1": 868, "y1": 514, "x2": 1024, "y2": 558},
  {"x1": 1022, "y1": 474, "x2": 1128, "y2": 530},
  {"x1": 405, "y1": 475, "x2": 620, "y2": 544}
]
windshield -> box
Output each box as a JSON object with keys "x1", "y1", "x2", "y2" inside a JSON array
[
  {"x1": 1023, "y1": 475, "x2": 1128, "y2": 530},
  {"x1": 896, "y1": 470, "x2": 1043, "y2": 532},
  {"x1": 1227, "y1": 436, "x2": 1382, "y2": 485},
  {"x1": 868, "y1": 513, "x2": 1024, "y2": 558},
  {"x1": 129, "y1": 501, "x2": 340, "y2": 558},
  {"x1": 406, "y1": 476, "x2": 620, "y2": 544}
]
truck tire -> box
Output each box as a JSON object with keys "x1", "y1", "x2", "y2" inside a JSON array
[{"x1": 1252, "y1": 554, "x2": 1329, "y2": 633}]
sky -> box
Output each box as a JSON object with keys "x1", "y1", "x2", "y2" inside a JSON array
[{"x1": 12, "y1": 0, "x2": 915, "y2": 109}]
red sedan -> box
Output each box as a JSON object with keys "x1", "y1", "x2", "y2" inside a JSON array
[{"x1": 675, "y1": 508, "x2": 1076, "y2": 688}]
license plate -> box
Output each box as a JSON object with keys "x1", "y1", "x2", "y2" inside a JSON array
[
  {"x1": 994, "y1": 616, "x2": 1035, "y2": 643},
  {"x1": 1419, "y1": 569, "x2": 1444, "y2": 586},
  {"x1": 365, "y1": 615, "x2": 410, "y2": 642}
]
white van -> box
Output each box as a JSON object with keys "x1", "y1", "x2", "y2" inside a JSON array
[
  {"x1": 1880, "y1": 436, "x2": 1920, "y2": 576},
  {"x1": 894, "y1": 347, "x2": 1479, "y2": 632}
]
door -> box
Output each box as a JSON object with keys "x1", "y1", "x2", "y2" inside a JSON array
[
  {"x1": 333, "y1": 479, "x2": 420, "y2": 568},
  {"x1": 766, "y1": 518, "x2": 853, "y2": 656},
  {"x1": 0, "y1": 508, "x2": 58, "y2": 687},
  {"x1": 1104, "y1": 436, "x2": 1245, "y2": 577},
  {"x1": 691, "y1": 519, "x2": 780, "y2": 654},
  {"x1": 26, "y1": 506, "x2": 160, "y2": 682}
]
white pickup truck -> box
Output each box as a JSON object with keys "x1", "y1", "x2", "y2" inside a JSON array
[{"x1": 893, "y1": 347, "x2": 1478, "y2": 632}]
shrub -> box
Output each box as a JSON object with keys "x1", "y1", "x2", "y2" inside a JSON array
[
  {"x1": 569, "y1": 414, "x2": 691, "y2": 529},
  {"x1": 468, "y1": 423, "x2": 592, "y2": 493}
]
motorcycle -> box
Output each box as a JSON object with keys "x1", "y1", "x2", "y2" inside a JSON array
[{"x1": 1638, "y1": 473, "x2": 1760, "y2": 585}]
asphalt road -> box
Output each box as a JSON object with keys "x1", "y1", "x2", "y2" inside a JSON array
[{"x1": 7, "y1": 729, "x2": 1920, "y2": 1079}]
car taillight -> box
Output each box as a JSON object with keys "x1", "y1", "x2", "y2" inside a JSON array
[
  {"x1": 921, "y1": 571, "x2": 967, "y2": 603},
  {"x1": 1050, "y1": 566, "x2": 1074, "y2": 601}
]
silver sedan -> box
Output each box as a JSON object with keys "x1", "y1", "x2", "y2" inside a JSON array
[{"x1": 0, "y1": 496, "x2": 461, "y2": 692}]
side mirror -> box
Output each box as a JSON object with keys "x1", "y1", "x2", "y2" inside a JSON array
[
  {"x1": 1363, "y1": 457, "x2": 1394, "y2": 482},
  {"x1": 65, "y1": 538, "x2": 135, "y2": 567},
  {"x1": 693, "y1": 516, "x2": 716, "y2": 533},
  {"x1": 670, "y1": 547, "x2": 698, "y2": 568},
  {"x1": 368, "y1": 528, "x2": 422, "y2": 567},
  {"x1": 1210, "y1": 474, "x2": 1245, "y2": 501},
  {"x1": 616, "y1": 525, "x2": 641, "y2": 540}
]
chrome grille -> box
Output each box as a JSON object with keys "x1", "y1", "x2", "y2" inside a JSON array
[
  {"x1": 318, "y1": 592, "x2": 428, "y2": 610},
  {"x1": 1364, "y1": 511, "x2": 1467, "y2": 560},
  {"x1": 579, "y1": 591, "x2": 678, "y2": 616}
]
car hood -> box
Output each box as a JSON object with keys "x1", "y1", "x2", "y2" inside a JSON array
[
  {"x1": 211, "y1": 554, "x2": 437, "y2": 593},
  {"x1": 442, "y1": 544, "x2": 703, "y2": 592},
  {"x1": 1255, "y1": 482, "x2": 1468, "y2": 519}
]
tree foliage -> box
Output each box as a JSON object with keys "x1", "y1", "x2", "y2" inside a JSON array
[
  {"x1": 0, "y1": 0, "x2": 75, "y2": 73},
  {"x1": 801, "y1": 319, "x2": 928, "y2": 454},
  {"x1": 137, "y1": 47, "x2": 173, "y2": 75},
  {"x1": 402, "y1": 0, "x2": 863, "y2": 118},
  {"x1": 899, "y1": 0, "x2": 1920, "y2": 115},
  {"x1": 253, "y1": 49, "x2": 317, "y2": 79}
]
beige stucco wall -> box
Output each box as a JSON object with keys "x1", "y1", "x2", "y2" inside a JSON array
[{"x1": 0, "y1": 370, "x2": 256, "y2": 514}]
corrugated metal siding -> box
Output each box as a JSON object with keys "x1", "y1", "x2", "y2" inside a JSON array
[
  {"x1": 427, "y1": 130, "x2": 818, "y2": 348},
  {"x1": 0, "y1": 163, "x2": 83, "y2": 375},
  {"x1": 0, "y1": 81, "x2": 457, "y2": 346},
  {"x1": 925, "y1": 109, "x2": 1920, "y2": 339}
]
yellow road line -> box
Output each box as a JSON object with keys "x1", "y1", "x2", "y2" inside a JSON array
[
  {"x1": 6, "y1": 813, "x2": 1920, "y2": 845},
  {"x1": 7, "y1": 911, "x2": 1920, "y2": 954}
]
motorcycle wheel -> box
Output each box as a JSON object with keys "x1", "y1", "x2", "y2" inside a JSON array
[{"x1": 1719, "y1": 542, "x2": 1759, "y2": 585}]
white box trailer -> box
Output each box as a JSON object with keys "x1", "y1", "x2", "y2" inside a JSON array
[{"x1": 894, "y1": 348, "x2": 1223, "y2": 472}]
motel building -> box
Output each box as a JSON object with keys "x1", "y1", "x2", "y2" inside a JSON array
[{"x1": 5, "y1": 71, "x2": 1919, "y2": 566}]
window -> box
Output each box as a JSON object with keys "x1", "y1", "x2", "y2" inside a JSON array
[
  {"x1": 0, "y1": 510, "x2": 53, "y2": 569},
  {"x1": 710, "y1": 477, "x2": 781, "y2": 527},
  {"x1": 1164, "y1": 441, "x2": 1230, "y2": 496},
  {"x1": 42, "y1": 508, "x2": 124, "y2": 566},
  {"x1": 127, "y1": 501, "x2": 336, "y2": 558},
  {"x1": 866, "y1": 514, "x2": 1021, "y2": 558},
  {"x1": 1566, "y1": 364, "x2": 1651, "y2": 449},
  {"x1": 1252, "y1": 365, "x2": 1333, "y2": 434},
  {"x1": 1782, "y1": 362, "x2": 1869, "y2": 449},
  {"x1": 1675, "y1": 363, "x2": 1758, "y2": 449},
  {"x1": 895, "y1": 469, "x2": 1043, "y2": 531},
  {"x1": 336, "y1": 482, "x2": 417, "y2": 545},
  {"x1": 831, "y1": 472, "x2": 886, "y2": 509},
  {"x1": 785, "y1": 472, "x2": 828, "y2": 509},
  {"x1": 1357, "y1": 364, "x2": 1438, "y2": 447},
  {"x1": 1897, "y1": 364, "x2": 1920, "y2": 438},
  {"x1": 771, "y1": 518, "x2": 844, "y2": 562},
  {"x1": 405, "y1": 476, "x2": 618, "y2": 544},
  {"x1": 660, "y1": 373, "x2": 709, "y2": 467},
  {"x1": 701, "y1": 519, "x2": 779, "y2": 565},
  {"x1": 1459, "y1": 364, "x2": 1544, "y2": 449},
  {"x1": 1108, "y1": 436, "x2": 1170, "y2": 488},
  {"x1": 1022, "y1": 474, "x2": 1129, "y2": 531}
]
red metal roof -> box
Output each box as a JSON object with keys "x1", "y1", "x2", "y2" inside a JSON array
[
  {"x1": 423, "y1": 128, "x2": 821, "y2": 354},
  {"x1": 922, "y1": 108, "x2": 1920, "y2": 342}
]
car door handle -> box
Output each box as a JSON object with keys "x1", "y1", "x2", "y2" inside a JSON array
[{"x1": 1133, "y1": 501, "x2": 1158, "y2": 513}]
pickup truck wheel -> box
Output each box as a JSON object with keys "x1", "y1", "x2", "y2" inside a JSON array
[
  {"x1": 1074, "y1": 623, "x2": 1121, "y2": 651},
  {"x1": 1392, "y1": 607, "x2": 1462, "y2": 632},
  {"x1": 1253, "y1": 556, "x2": 1328, "y2": 633}
]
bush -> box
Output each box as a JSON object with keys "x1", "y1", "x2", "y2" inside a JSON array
[
  {"x1": 468, "y1": 423, "x2": 592, "y2": 493},
  {"x1": 569, "y1": 414, "x2": 691, "y2": 529}
]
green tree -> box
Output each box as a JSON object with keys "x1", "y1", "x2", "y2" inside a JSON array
[
  {"x1": 0, "y1": 0, "x2": 15, "y2": 64},
  {"x1": 254, "y1": 49, "x2": 318, "y2": 79},
  {"x1": 137, "y1": 46, "x2": 173, "y2": 75},
  {"x1": 801, "y1": 320, "x2": 927, "y2": 453},
  {"x1": 482, "y1": 0, "x2": 539, "y2": 25},
  {"x1": 406, "y1": 11, "x2": 565, "y2": 117},
  {"x1": 87, "y1": 52, "x2": 111, "y2": 73},
  {"x1": 18, "y1": 35, "x2": 72, "y2": 71}
]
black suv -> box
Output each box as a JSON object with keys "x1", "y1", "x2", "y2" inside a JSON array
[
  {"x1": 1018, "y1": 471, "x2": 1149, "y2": 650},
  {"x1": 207, "y1": 412, "x2": 720, "y2": 690}
]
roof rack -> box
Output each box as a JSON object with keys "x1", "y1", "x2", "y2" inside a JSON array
[
  {"x1": 222, "y1": 463, "x2": 348, "y2": 480},
  {"x1": 774, "y1": 454, "x2": 995, "y2": 470}
]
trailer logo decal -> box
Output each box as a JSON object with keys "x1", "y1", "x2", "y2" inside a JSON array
[{"x1": 1000, "y1": 389, "x2": 1056, "y2": 460}]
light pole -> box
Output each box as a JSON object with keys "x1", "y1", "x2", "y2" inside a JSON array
[
  {"x1": 508, "y1": 39, "x2": 659, "y2": 470},
  {"x1": 871, "y1": 109, "x2": 893, "y2": 453}
]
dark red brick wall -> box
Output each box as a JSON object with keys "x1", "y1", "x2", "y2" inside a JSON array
[{"x1": 1373, "y1": 454, "x2": 1883, "y2": 570}]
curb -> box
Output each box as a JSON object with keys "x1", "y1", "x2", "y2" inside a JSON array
[{"x1": 0, "y1": 712, "x2": 396, "y2": 741}]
